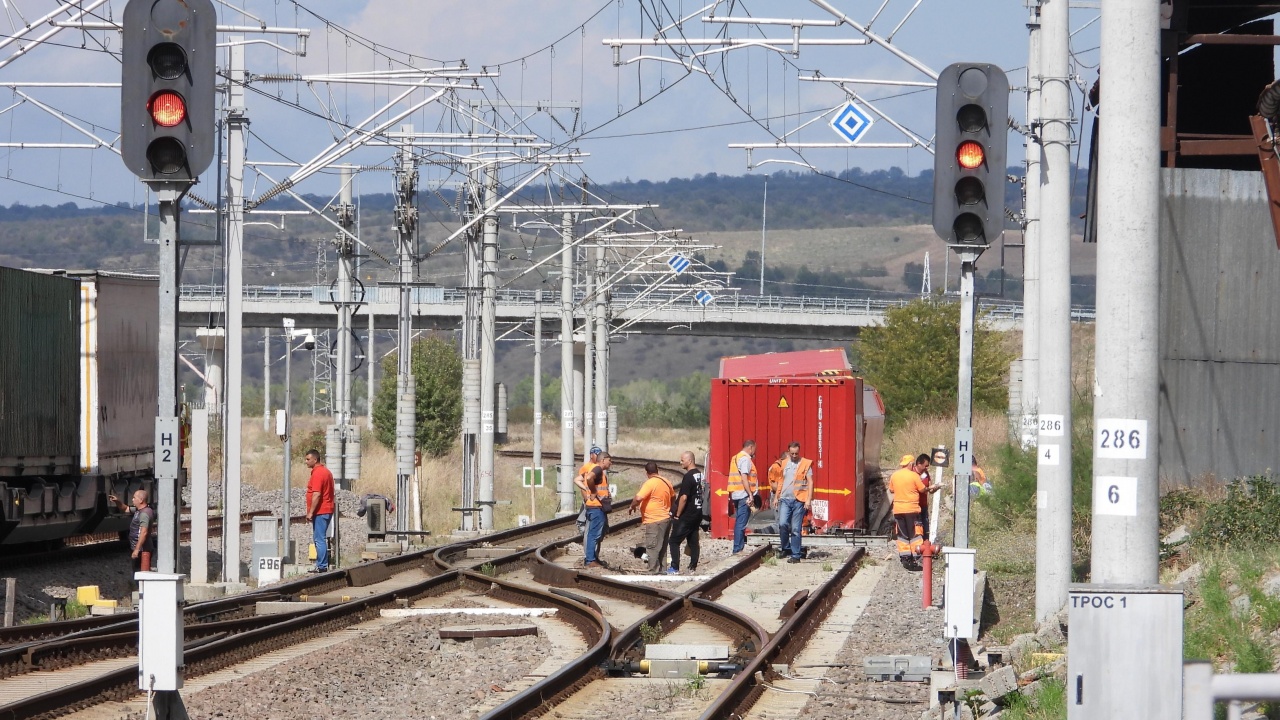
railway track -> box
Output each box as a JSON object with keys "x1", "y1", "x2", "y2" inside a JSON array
[
  {"x1": 0, "y1": 511, "x2": 307, "y2": 569},
  {"x1": 0, "y1": 496, "x2": 873, "y2": 720}
]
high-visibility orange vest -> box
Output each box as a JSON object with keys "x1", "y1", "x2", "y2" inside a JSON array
[
  {"x1": 580, "y1": 462, "x2": 610, "y2": 507},
  {"x1": 769, "y1": 457, "x2": 814, "y2": 503},
  {"x1": 728, "y1": 450, "x2": 758, "y2": 495}
]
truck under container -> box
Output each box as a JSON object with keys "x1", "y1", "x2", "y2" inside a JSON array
[{"x1": 707, "y1": 376, "x2": 866, "y2": 539}]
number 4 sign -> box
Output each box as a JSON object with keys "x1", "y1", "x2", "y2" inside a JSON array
[{"x1": 1038, "y1": 444, "x2": 1060, "y2": 466}]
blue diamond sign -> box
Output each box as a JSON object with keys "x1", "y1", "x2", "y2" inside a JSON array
[
  {"x1": 830, "y1": 101, "x2": 874, "y2": 145},
  {"x1": 695, "y1": 289, "x2": 714, "y2": 307},
  {"x1": 667, "y1": 254, "x2": 692, "y2": 274}
]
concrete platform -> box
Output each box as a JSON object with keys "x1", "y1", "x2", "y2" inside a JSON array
[
  {"x1": 256, "y1": 600, "x2": 325, "y2": 615},
  {"x1": 183, "y1": 583, "x2": 226, "y2": 602}
]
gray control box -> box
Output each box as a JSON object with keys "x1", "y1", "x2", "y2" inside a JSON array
[{"x1": 1067, "y1": 584, "x2": 1183, "y2": 719}]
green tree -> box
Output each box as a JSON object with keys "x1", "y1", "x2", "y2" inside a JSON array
[
  {"x1": 856, "y1": 298, "x2": 1014, "y2": 427},
  {"x1": 371, "y1": 335, "x2": 463, "y2": 457}
]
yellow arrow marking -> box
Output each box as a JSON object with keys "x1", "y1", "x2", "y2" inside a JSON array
[
  {"x1": 714, "y1": 489, "x2": 729, "y2": 497},
  {"x1": 813, "y1": 488, "x2": 852, "y2": 496},
  {"x1": 778, "y1": 396, "x2": 789, "y2": 409}
]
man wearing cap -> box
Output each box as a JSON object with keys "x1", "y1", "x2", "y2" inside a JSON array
[
  {"x1": 888, "y1": 454, "x2": 938, "y2": 569},
  {"x1": 577, "y1": 447, "x2": 609, "y2": 558}
]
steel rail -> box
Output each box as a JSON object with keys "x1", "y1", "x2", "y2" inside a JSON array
[
  {"x1": 698, "y1": 546, "x2": 867, "y2": 719},
  {"x1": 483, "y1": 543, "x2": 777, "y2": 719},
  {"x1": 0, "y1": 570, "x2": 607, "y2": 720}
]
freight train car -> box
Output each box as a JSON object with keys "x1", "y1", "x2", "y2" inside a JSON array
[
  {"x1": 0, "y1": 267, "x2": 158, "y2": 545},
  {"x1": 707, "y1": 349, "x2": 885, "y2": 540}
]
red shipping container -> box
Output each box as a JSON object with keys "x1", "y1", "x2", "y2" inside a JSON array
[
  {"x1": 707, "y1": 376, "x2": 866, "y2": 539},
  {"x1": 719, "y1": 347, "x2": 852, "y2": 379}
]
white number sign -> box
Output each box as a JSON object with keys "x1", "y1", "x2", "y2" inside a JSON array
[
  {"x1": 1094, "y1": 477, "x2": 1138, "y2": 517},
  {"x1": 1038, "y1": 444, "x2": 1060, "y2": 466},
  {"x1": 1039, "y1": 414, "x2": 1065, "y2": 437},
  {"x1": 1095, "y1": 419, "x2": 1148, "y2": 460}
]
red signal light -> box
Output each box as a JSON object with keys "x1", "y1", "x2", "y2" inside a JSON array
[
  {"x1": 957, "y1": 141, "x2": 985, "y2": 170},
  {"x1": 149, "y1": 91, "x2": 186, "y2": 128}
]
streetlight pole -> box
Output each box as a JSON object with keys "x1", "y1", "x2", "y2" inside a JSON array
[{"x1": 759, "y1": 176, "x2": 767, "y2": 295}]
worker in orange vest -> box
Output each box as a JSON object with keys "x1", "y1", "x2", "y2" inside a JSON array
[
  {"x1": 728, "y1": 439, "x2": 759, "y2": 554},
  {"x1": 889, "y1": 454, "x2": 939, "y2": 570},
  {"x1": 770, "y1": 442, "x2": 813, "y2": 563}
]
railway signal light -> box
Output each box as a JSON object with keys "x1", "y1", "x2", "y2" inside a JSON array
[
  {"x1": 120, "y1": 0, "x2": 217, "y2": 182},
  {"x1": 932, "y1": 63, "x2": 1009, "y2": 248}
]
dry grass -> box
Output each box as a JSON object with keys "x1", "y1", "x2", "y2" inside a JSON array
[
  {"x1": 884, "y1": 411, "x2": 1008, "y2": 474},
  {"x1": 226, "y1": 417, "x2": 705, "y2": 540}
]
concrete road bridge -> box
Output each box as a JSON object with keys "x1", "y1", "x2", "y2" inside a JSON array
[{"x1": 178, "y1": 284, "x2": 1095, "y2": 340}]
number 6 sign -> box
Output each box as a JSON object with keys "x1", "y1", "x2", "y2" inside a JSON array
[{"x1": 1094, "y1": 476, "x2": 1138, "y2": 517}]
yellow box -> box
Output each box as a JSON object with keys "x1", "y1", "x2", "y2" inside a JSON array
[
  {"x1": 76, "y1": 586, "x2": 100, "y2": 605},
  {"x1": 93, "y1": 599, "x2": 118, "y2": 609},
  {"x1": 308, "y1": 543, "x2": 317, "y2": 561},
  {"x1": 1031, "y1": 652, "x2": 1064, "y2": 666}
]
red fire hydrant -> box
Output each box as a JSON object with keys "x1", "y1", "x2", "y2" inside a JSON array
[{"x1": 921, "y1": 542, "x2": 933, "y2": 609}]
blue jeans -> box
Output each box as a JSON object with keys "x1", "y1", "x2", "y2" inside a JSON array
[
  {"x1": 584, "y1": 507, "x2": 606, "y2": 564},
  {"x1": 732, "y1": 496, "x2": 752, "y2": 553},
  {"x1": 313, "y1": 513, "x2": 332, "y2": 570},
  {"x1": 778, "y1": 498, "x2": 806, "y2": 559}
]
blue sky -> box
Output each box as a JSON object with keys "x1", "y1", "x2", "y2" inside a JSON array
[{"x1": 0, "y1": 0, "x2": 1100, "y2": 207}]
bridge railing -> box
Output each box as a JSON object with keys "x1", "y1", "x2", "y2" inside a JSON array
[{"x1": 178, "y1": 284, "x2": 1096, "y2": 322}]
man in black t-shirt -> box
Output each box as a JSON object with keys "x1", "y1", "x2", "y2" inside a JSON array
[
  {"x1": 666, "y1": 451, "x2": 705, "y2": 574},
  {"x1": 109, "y1": 489, "x2": 157, "y2": 593}
]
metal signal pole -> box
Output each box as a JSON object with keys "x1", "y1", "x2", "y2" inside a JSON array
[
  {"x1": 222, "y1": 40, "x2": 247, "y2": 582},
  {"x1": 1021, "y1": 5, "x2": 1042, "y2": 449}
]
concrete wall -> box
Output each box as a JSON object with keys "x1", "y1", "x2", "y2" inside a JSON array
[{"x1": 1160, "y1": 169, "x2": 1280, "y2": 483}]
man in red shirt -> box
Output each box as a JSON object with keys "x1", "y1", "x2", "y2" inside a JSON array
[{"x1": 304, "y1": 449, "x2": 336, "y2": 572}]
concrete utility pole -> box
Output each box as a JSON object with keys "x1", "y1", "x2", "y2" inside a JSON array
[
  {"x1": 1091, "y1": 0, "x2": 1160, "y2": 583},
  {"x1": 533, "y1": 290, "x2": 543, "y2": 473},
  {"x1": 1021, "y1": 5, "x2": 1042, "y2": 450},
  {"x1": 558, "y1": 211, "x2": 577, "y2": 516},
  {"x1": 582, "y1": 243, "x2": 595, "y2": 454},
  {"x1": 222, "y1": 40, "x2": 247, "y2": 583},
  {"x1": 478, "y1": 166, "x2": 499, "y2": 531},
  {"x1": 262, "y1": 328, "x2": 270, "y2": 432},
  {"x1": 329, "y1": 166, "x2": 359, "y2": 491},
  {"x1": 594, "y1": 242, "x2": 610, "y2": 451},
  {"x1": 459, "y1": 172, "x2": 481, "y2": 532},
  {"x1": 1035, "y1": 0, "x2": 1074, "y2": 623},
  {"x1": 367, "y1": 312, "x2": 375, "y2": 430},
  {"x1": 393, "y1": 127, "x2": 418, "y2": 536}
]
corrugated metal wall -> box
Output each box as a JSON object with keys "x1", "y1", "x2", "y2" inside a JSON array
[
  {"x1": 1160, "y1": 169, "x2": 1280, "y2": 483},
  {"x1": 93, "y1": 275, "x2": 158, "y2": 458},
  {"x1": 0, "y1": 266, "x2": 79, "y2": 466}
]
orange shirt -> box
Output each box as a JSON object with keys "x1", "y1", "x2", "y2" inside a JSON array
[
  {"x1": 888, "y1": 468, "x2": 925, "y2": 515},
  {"x1": 634, "y1": 474, "x2": 675, "y2": 524}
]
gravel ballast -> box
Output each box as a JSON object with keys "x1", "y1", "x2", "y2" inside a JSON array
[{"x1": 159, "y1": 613, "x2": 551, "y2": 720}]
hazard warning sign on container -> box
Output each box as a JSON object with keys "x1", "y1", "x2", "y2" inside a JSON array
[{"x1": 778, "y1": 396, "x2": 789, "y2": 409}]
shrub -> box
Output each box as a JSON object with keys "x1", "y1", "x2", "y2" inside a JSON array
[
  {"x1": 371, "y1": 335, "x2": 463, "y2": 458},
  {"x1": 1193, "y1": 475, "x2": 1280, "y2": 548},
  {"x1": 856, "y1": 298, "x2": 1014, "y2": 429}
]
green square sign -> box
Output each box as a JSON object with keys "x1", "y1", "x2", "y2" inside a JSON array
[{"x1": 522, "y1": 466, "x2": 544, "y2": 488}]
